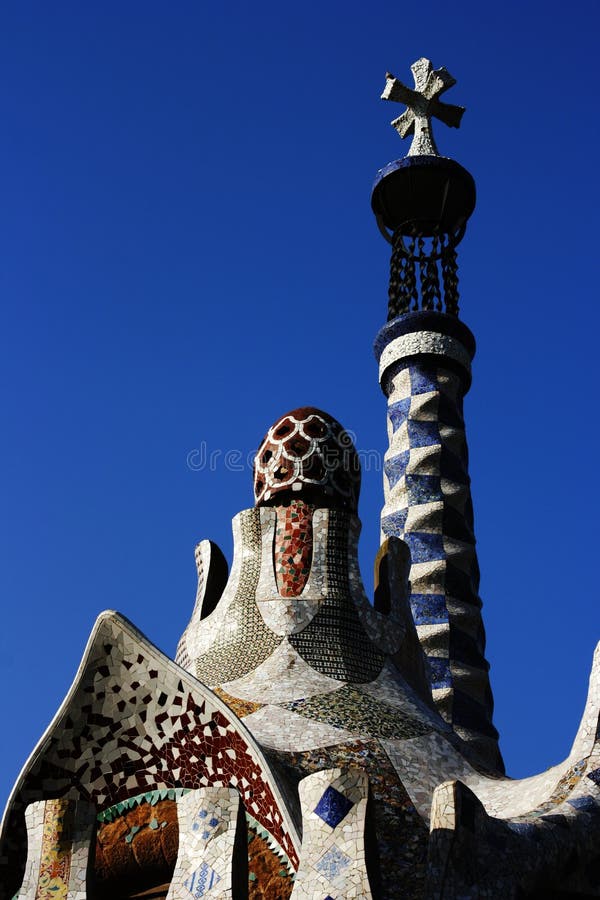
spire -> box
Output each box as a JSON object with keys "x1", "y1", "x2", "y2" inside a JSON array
[
  {"x1": 373, "y1": 58, "x2": 474, "y2": 321},
  {"x1": 372, "y1": 59, "x2": 503, "y2": 772}
]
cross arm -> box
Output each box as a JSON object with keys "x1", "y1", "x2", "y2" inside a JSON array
[
  {"x1": 430, "y1": 99, "x2": 465, "y2": 129},
  {"x1": 381, "y1": 73, "x2": 421, "y2": 109},
  {"x1": 390, "y1": 110, "x2": 416, "y2": 139},
  {"x1": 421, "y1": 65, "x2": 457, "y2": 101}
]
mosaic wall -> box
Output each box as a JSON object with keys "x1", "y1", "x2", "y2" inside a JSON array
[
  {"x1": 93, "y1": 789, "x2": 294, "y2": 899},
  {"x1": 0, "y1": 611, "x2": 299, "y2": 900},
  {"x1": 427, "y1": 772, "x2": 600, "y2": 897},
  {"x1": 175, "y1": 540, "x2": 229, "y2": 671},
  {"x1": 264, "y1": 739, "x2": 429, "y2": 899},
  {"x1": 292, "y1": 768, "x2": 372, "y2": 898},
  {"x1": 15, "y1": 801, "x2": 46, "y2": 898},
  {"x1": 375, "y1": 313, "x2": 502, "y2": 772},
  {"x1": 3, "y1": 406, "x2": 600, "y2": 898},
  {"x1": 16, "y1": 797, "x2": 95, "y2": 900},
  {"x1": 4, "y1": 55, "x2": 600, "y2": 894},
  {"x1": 167, "y1": 787, "x2": 240, "y2": 899},
  {"x1": 184, "y1": 506, "x2": 389, "y2": 691},
  {"x1": 273, "y1": 500, "x2": 314, "y2": 597}
]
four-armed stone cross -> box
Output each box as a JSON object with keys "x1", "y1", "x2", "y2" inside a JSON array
[{"x1": 382, "y1": 57, "x2": 464, "y2": 157}]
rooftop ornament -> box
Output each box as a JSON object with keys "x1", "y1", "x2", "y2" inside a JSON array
[
  {"x1": 381, "y1": 57, "x2": 465, "y2": 158},
  {"x1": 372, "y1": 57, "x2": 475, "y2": 320}
]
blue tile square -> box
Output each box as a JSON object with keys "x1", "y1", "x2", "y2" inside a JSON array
[
  {"x1": 313, "y1": 786, "x2": 354, "y2": 828},
  {"x1": 384, "y1": 451, "x2": 410, "y2": 488},
  {"x1": 410, "y1": 367, "x2": 438, "y2": 395},
  {"x1": 388, "y1": 398, "x2": 411, "y2": 432},
  {"x1": 405, "y1": 531, "x2": 445, "y2": 563},
  {"x1": 382, "y1": 510, "x2": 408, "y2": 537},
  {"x1": 407, "y1": 419, "x2": 439, "y2": 448},
  {"x1": 427, "y1": 656, "x2": 452, "y2": 690},
  {"x1": 586, "y1": 767, "x2": 600, "y2": 786},
  {"x1": 315, "y1": 846, "x2": 351, "y2": 879},
  {"x1": 406, "y1": 474, "x2": 442, "y2": 505},
  {"x1": 411, "y1": 593, "x2": 448, "y2": 625}
]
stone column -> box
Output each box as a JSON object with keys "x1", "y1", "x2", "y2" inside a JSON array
[
  {"x1": 375, "y1": 310, "x2": 503, "y2": 772},
  {"x1": 167, "y1": 787, "x2": 244, "y2": 899},
  {"x1": 291, "y1": 768, "x2": 374, "y2": 899},
  {"x1": 16, "y1": 796, "x2": 96, "y2": 900}
]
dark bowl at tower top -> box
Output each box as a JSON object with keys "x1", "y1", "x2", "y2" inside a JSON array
[{"x1": 371, "y1": 155, "x2": 476, "y2": 238}]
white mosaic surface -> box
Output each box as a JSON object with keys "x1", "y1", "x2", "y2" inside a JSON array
[
  {"x1": 291, "y1": 768, "x2": 372, "y2": 899},
  {"x1": 167, "y1": 787, "x2": 239, "y2": 900},
  {"x1": 382, "y1": 732, "x2": 476, "y2": 821},
  {"x1": 14, "y1": 801, "x2": 44, "y2": 899},
  {"x1": 362, "y1": 660, "x2": 448, "y2": 732},
  {"x1": 67, "y1": 799, "x2": 96, "y2": 899},
  {"x1": 570, "y1": 641, "x2": 600, "y2": 760},
  {"x1": 181, "y1": 514, "x2": 247, "y2": 662},
  {"x1": 15, "y1": 797, "x2": 95, "y2": 900},
  {"x1": 242, "y1": 705, "x2": 359, "y2": 752},
  {"x1": 221, "y1": 639, "x2": 343, "y2": 705},
  {"x1": 379, "y1": 331, "x2": 472, "y2": 382},
  {"x1": 176, "y1": 540, "x2": 225, "y2": 669}
]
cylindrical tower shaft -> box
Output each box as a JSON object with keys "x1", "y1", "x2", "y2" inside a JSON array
[{"x1": 376, "y1": 314, "x2": 502, "y2": 771}]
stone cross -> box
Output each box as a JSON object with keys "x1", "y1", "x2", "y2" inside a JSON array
[{"x1": 381, "y1": 57, "x2": 465, "y2": 157}]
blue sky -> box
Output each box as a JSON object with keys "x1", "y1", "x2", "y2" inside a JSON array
[{"x1": 1, "y1": 1, "x2": 599, "y2": 812}]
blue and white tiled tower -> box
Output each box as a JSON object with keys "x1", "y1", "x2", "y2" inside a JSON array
[{"x1": 373, "y1": 59, "x2": 503, "y2": 772}]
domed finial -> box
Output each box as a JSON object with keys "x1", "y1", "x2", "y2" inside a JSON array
[
  {"x1": 382, "y1": 57, "x2": 465, "y2": 157},
  {"x1": 253, "y1": 407, "x2": 360, "y2": 512}
]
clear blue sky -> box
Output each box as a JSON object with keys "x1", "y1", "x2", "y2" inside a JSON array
[{"x1": 1, "y1": 1, "x2": 599, "y2": 812}]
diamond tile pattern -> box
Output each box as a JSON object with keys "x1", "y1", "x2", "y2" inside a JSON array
[
  {"x1": 185, "y1": 860, "x2": 221, "y2": 897},
  {"x1": 315, "y1": 845, "x2": 351, "y2": 880},
  {"x1": 313, "y1": 786, "x2": 354, "y2": 829}
]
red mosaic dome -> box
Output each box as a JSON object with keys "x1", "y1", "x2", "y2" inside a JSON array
[{"x1": 253, "y1": 407, "x2": 360, "y2": 511}]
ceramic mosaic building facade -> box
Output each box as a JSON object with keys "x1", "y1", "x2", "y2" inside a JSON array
[{"x1": 2, "y1": 58, "x2": 600, "y2": 899}]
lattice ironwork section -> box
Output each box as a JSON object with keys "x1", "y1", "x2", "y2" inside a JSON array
[{"x1": 388, "y1": 228, "x2": 460, "y2": 319}]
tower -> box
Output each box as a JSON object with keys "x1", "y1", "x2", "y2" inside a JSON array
[{"x1": 373, "y1": 58, "x2": 502, "y2": 772}]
